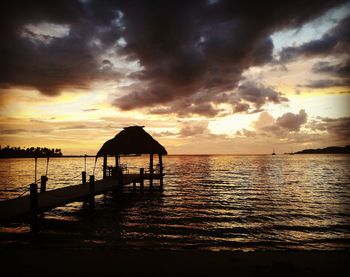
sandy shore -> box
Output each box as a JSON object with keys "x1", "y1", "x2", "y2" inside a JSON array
[{"x1": 1, "y1": 248, "x2": 349, "y2": 276}]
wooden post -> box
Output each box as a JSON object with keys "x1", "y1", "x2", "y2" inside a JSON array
[
  {"x1": 82, "y1": 171, "x2": 86, "y2": 185},
  {"x1": 115, "y1": 155, "x2": 119, "y2": 168},
  {"x1": 89, "y1": 175, "x2": 95, "y2": 208},
  {"x1": 140, "y1": 168, "x2": 144, "y2": 192},
  {"x1": 159, "y1": 154, "x2": 163, "y2": 190},
  {"x1": 103, "y1": 155, "x2": 107, "y2": 180},
  {"x1": 118, "y1": 168, "x2": 124, "y2": 192},
  {"x1": 30, "y1": 183, "x2": 38, "y2": 233},
  {"x1": 150, "y1": 154, "x2": 154, "y2": 190},
  {"x1": 40, "y1": 175, "x2": 47, "y2": 193}
]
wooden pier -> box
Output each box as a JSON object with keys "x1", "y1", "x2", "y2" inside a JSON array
[
  {"x1": 0, "y1": 170, "x2": 163, "y2": 224},
  {"x1": 0, "y1": 126, "x2": 168, "y2": 233}
]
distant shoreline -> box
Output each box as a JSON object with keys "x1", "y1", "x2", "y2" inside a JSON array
[
  {"x1": 294, "y1": 145, "x2": 350, "y2": 154},
  {"x1": 0, "y1": 152, "x2": 350, "y2": 159},
  {"x1": 0, "y1": 155, "x2": 96, "y2": 159}
]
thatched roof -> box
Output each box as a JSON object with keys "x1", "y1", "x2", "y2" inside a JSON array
[{"x1": 97, "y1": 126, "x2": 167, "y2": 156}]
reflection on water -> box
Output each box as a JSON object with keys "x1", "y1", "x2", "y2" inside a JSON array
[{"x1": 0, "y1": 155, "x2": 350, "y2": 251}]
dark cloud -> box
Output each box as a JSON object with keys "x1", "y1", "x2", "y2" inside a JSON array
[
  {"x1": 248, "y1": 110, "x2": 308, "y2": 137},
  {"x1": 148, "y1": 81, "x2": 288, "y2": 117},
  {"x1": 276, "y1": 109, "x2": 307, "y2": 131},
  {"x1": 301, "y1": 59, "x2": 350, "y2": 88},
  {"x1": 115, "y1": 0, "x2": 345, "y2": 112},
  {"x1": 234, "y1": 81, "x2": 288, "y2": 112},
  {"x1": 179, "y1": 121, "x2": 209, "y2": 138},
  {"x1": 303, "y1": 79, "x2": 350, "y2": 88},
  {"x1": 0, "y1": 0, "x2": 123, "y2": 95},
  {"x1": 308, "y1": 116, "x2": 350, "y2": 140},
  {"x1": 312, "y1": 60, "x2": 350, "y2": 77},
  {"x1": 280, "y1": 14, "x2": 350, "y2": 62},
  {"x1": 0, "y1": 0, "x2": 346, "y2": 114}
]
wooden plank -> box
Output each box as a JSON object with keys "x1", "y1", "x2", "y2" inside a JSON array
[{"x1": 0, "y1": 173, "x2": 163, "y2": 223}]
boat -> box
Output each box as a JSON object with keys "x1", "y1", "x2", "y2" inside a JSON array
[{"x1": 272, "y1": 148, "x2": 276, "y2": 155}]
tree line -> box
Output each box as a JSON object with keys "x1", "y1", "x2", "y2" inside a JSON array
[{"x1": 0, "y1": 146, "x2": 63, "y2": 158}]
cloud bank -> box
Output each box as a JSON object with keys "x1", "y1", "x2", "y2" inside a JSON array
[{"x1": 0, "y1": 0, "x2": 347, "y2": 116}]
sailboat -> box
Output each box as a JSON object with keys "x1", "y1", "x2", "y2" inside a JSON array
[{"x1": 272, "y1": 148, "x2": 276, "y2": 155}]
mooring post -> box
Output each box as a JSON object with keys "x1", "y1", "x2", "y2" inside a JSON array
[
  {"x1": 30, "y1": 183, "x2": 38, "y2": 233},
  {"x1": 140, "y1": 168, "x2": 144, "y2": 192},
  {"x1": 159, "y1": 154, "x2": 163, "y2": 190},
  {"x1": 150, "y1": 154, "x2": 154, "y2": 190},
  {"x1": 103, "y1": 155, "x2": 107, "y2": 180},
  {"x1": 89, "y1": 175, "x2": 95, "y2": 208},
  {"x1": 117, "y1": 168, "x2": 124, "y2": 193},
  {"x1": 82, "y1": 171, "x2": 86, "y2": 185},
  {"x1": 40, "y1": 175, "x2": 47, "y2": 193}
]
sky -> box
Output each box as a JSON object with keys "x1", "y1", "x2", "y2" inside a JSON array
[{"x1": 0, "y1": 0, "x2": 349, "y2": 155}]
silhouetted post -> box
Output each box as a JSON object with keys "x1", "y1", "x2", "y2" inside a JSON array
[
  {"x1": 118, "y1": 168, "x2": 124, "y2": 193},
  {"x1": 150, "y1": 154, "x2": 154, "y2": 190},
  {"x1": 82, "y1": 171, "x2": 86, "y2": 185},
  {"x1": 133, "y1": 181, "x2": 136, "y2": 191},
  {"x1": 30, "y1": 183, "x2": 38, "y2": 233},
  {"x1": 140, "y1": 168, "x2": 144, "y2": 192},
  {"x1": 103, "y1": 155, "x2": 107, "y2": 179},
  {"x1": 40, "y1": 175, "x2": 47, "y2": 193},
  {"x1": 159, "y1": 154, "x2": 163, "y2": 190},
  {"x1": 89, "y1": 175, "x2": 95, "y2": 208},
  {"x1": 115, "y1": 155, "x2": 119, "y2": 168}
]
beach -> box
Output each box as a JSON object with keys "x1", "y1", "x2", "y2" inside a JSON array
[{"x1": 2, "y1": 247, "x2": 349, "y2": 276}]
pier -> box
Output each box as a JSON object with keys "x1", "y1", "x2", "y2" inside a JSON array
[
  {"x1": 0, "y1": 126, "x2": 167, "y2": 230},
  {"x1": 0, "y1": 169, "x2": 164, "y2": 223}
]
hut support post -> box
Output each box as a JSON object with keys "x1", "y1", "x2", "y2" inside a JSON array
[
  {"x1": 82, "y1": 171, "x2": 86, "y2": 185},
  {"x1": 103, "y1": 155, "x2": 107, "y2": 179},
  {"x1": 115, "y1": 155, "x2": 119, "y2": 168},
  {"x1": 30, "y1": 183, "x2": 38, "y2": 234},
  {"x1": 140, "y1": 168, "x2": 144, "y2": 192},
  {"x1": 159, "y1": 154, "x2": 163, "y2": 190},
  {"x1": 40, "y1": 175, "x2": 47, "y2": 193},
  {"x1": 89, "y1": 175, "x2": 95, "y2": 209},
  {"x1": 150, "y1": 154, "x2": 154, "y2": 189},
  {"x1": 117, "y1": 168, "x2": 124, "y2": 193}
]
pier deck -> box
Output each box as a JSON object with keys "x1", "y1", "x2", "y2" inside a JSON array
[{"x1": 0, "y1": 173, "x2": 162, "y2": 223}]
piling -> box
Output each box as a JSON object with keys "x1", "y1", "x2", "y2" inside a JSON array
[
  {"x1": 30, "y1": 183, "x2": 38, "y2": 233},
  {"x1": 82, "y1": 171, "x2": 86, "y2": 185},
  {"x1": 89, "y1": 175, "x2": 95, "y2": 208},
  {"x1": 117, "y1": 168, "x2": 124, "y2": 193},
  {"x1": 103, "y1": 155, "x2": 107, "y2": 180},
  {"x1": 40, "y1": 176, "x2": 47, "y2": 193},
  {"x1": 150, "y1": 154, "x2": 154, "y2": 190},
  {"x1": 159, "y1": 154, "x2": 163, "y2": 190},
  {"x1": 140, "y1": 168, "x2": 144, "y2": 192}
]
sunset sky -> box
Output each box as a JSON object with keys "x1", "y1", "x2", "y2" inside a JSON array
[{"x1": 0, "y1": 0, "x2": 349, "y2": 155}]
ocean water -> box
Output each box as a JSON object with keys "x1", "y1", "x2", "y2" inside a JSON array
[{"x1": 0, "y1": 155, "x2": 350, "y2": 251}]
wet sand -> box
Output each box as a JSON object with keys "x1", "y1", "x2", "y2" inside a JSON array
[{"x1": 1, "y1": 248, "x2": 349, "y2": 276}]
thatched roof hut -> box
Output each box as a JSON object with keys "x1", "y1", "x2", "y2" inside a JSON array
[
  {"x1": 97, "y1": 126, "x2": 167, "y2": 183},
  {"x1": 97, "y1": 126, "x2": 167, "y2": 156}
]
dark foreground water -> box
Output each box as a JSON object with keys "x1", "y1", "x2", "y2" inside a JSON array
[{"x1": 0, "y1": 155, "x2": 349, "y2": 251}]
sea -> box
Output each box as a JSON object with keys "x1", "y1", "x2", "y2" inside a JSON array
[{"x1": 0, "y1": 155, "x2": 349, "y2": 251}]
